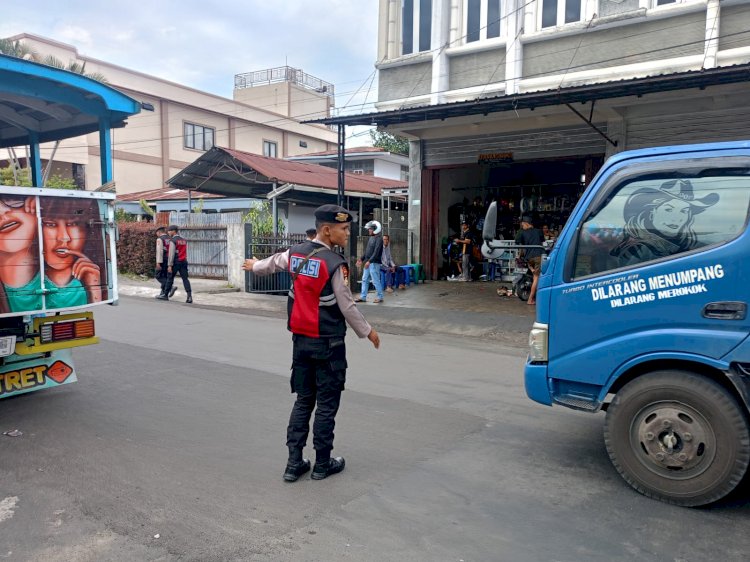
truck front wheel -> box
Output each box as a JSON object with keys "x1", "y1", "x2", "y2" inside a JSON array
[{"x1": 604, "y1": 370, "x2": 750, "y2": 507}]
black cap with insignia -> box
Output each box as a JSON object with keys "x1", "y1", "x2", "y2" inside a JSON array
[{"x1": 314, "y1": 204, "x2": 353, "y2": 224}]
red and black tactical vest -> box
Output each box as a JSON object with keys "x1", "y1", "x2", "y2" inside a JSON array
[
  {"x1": 172, "y1": 234, "x2": 188, "y2": 263},
  {"x1": 159, "y1": 234, "x2": 171, "y2": 265},
  {"x1": 287, "y1": 240, "x2": 347, "y2": 338}
]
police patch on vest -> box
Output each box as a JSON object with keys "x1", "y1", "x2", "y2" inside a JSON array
[{"x1": 290, "y1": 256, "x2": 321, "y2": 278}]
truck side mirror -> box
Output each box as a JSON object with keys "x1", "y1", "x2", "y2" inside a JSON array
[{"x1": 482, "y1": 202, "x2": 497, "y2": 242}]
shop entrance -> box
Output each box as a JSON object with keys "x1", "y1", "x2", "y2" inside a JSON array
[{"x1": 436, "y1": 155, "x2": 603, "y2": 280}]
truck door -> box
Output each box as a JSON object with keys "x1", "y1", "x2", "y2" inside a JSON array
[
  {"x1": 548, "y1": 156, "x2": 750, "y2": 391},
  {"x1": 38, "y1": 196, "x2": 111, "y2": 311}
]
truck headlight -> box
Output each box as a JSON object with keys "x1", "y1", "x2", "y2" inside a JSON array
[{"x1": 528, "y1": 322, "x2": 549, "y2": 362}]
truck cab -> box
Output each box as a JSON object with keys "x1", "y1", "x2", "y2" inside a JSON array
[{"x1": 483, "y1": 140, "x2": 750, "y2": 506}]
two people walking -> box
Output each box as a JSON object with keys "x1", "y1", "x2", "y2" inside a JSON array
[{"x1": 155, "y1": 224, "x2": 192, "y2": 303}]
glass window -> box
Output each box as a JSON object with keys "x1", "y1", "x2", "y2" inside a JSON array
[
  {"x1": 418, "y1": 0, "x2": 432, "y2": 52},
  {"x1": 541, "y1": 0, "x2": 581, "y2": 28},
  {"x1": 573, "y1": 170, "x2": 750, "y2": 278},
  {"x1": 487, "y1": 0, "x2": 501, "y2": 39},
  {"x1": 402, "y1": 0, "x2": 414, "y2": 55},
  {"x1": 263, "y1": 140, "x2": 278, "y2": 158},
  {"x1": 565, "y1": 0, "x2": 581, "y2": 24},
  {"x1": 184, "y1": 122, "x2": 214, "y2": 151},
  {"x1": 467, "y1": 0, "x2": 481, "y2": 43},
  {"x1": 401, "y1": 0, "x2": 431, "y2": 54},
  {"x1": 656, "y1": 0, "x2": 677, "y2": 5},
  {"x1": 542, "y1": 0, "x2": 558, "y2": 28}
]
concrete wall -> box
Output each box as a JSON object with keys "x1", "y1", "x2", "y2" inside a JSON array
[
  {"x1": 378, "y1": 62, "x2": 432, "y2": 101},
  {"x1": 718, "y1": 4, "x2": 750, "y2": 51},
  {"x1": 449, "y1": 47, "x2": 506, "y2": 91},
  {"x1": 226, "y1": 223, "x2": 245, "y2": 289},
  {"x1": 522, "y1": 12, "x2": 705, "y2": 78}
]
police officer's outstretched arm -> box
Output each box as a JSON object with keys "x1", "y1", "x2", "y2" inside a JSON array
[{"x1": 367, "y1": 328, "x2": 380, "y2": 349}]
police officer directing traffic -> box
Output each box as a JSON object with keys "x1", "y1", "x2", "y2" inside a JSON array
[{"x1": 243, "y1": 204, "x2": 380, "y2": 482}]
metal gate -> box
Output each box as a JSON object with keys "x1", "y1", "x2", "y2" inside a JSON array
[
  {"x1": 180, "y1": 226, "x2": 227, "y2": 279},
  {"x1": 245, "y1": 226, "x2": 307, "y2": 293}
]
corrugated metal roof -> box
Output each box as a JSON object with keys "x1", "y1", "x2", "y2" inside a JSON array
[
  {"x1": 309, "y1": 63, "x2": 750, "y2": 128},
  {"x1": 116, "y1": 187, "x2": 225, "y2": 202}
]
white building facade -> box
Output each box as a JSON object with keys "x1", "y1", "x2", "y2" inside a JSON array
[{"x1": 360, "y1": 0, "x2": 750, "y2": 277}]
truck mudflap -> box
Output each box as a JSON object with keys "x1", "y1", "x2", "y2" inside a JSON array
[{"x1": 0, "y1": 349, "x2": 77, "y2": 399}]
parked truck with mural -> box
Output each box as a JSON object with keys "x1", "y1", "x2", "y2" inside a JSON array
[
  {"x1": 483, "y1": 140, "x2": 750, "y2": 506},
  {"x1": 0, "y1": 53, "x2": 140, "y2": 398}
]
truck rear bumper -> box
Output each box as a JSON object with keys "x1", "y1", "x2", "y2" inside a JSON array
[
  {"x1": 525, "y1": 361, "x2": 552, "y2": 405},
  {"x1": 0, "y1": 349, "x2": 77, "y2": 399}
]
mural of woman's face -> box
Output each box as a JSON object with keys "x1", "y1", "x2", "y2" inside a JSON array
[
  {"x1": 0, "y1": 196, "x2": 37, "y2": 254},
  {"x1": 650, "y1": 199, "x2": 691, "y2": 237},
  {"x1": 42, "y1": 216, "x2": 86, "y2": 271}
]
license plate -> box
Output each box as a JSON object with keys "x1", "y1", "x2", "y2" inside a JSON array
[{"x1": 0, "y1": 336, "x2": 16, "y2": 357}]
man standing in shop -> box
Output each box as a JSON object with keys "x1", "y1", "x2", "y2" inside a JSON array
[
  {"x1": 454, "y1": 221, "x2": 474, "y2": 282},
  {"x1": 515, "y1": 216, "x2": 544, "y2": 305},
  {"x1": 242, "y1": 204, "x2": 380, "y2": 482}
]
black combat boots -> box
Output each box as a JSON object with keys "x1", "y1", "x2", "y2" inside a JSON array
[
  {"x1": 311, "y1": 457, "x2": 345, "y2": 480},
  {"x1": 186, "y1": 292, "x2": 193, "y2": 303}
]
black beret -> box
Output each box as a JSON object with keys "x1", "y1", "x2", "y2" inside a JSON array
[
  {"x1": 167, "y1": 224, "x2": 179, "y2": 232},
  {"x1": 521, "y1": 215, "x2": 533, "y2": 224},
  {"x1": 314, "y1": 204, "x2": 353, "y2": 224}
]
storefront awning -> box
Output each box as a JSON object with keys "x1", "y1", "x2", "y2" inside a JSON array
[{"x1": 308, "y1": 63, "x2": 750, "y2": 128}]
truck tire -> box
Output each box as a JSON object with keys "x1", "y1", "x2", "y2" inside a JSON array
[{"x1": 604, "y1": 370, "x2": 750, "y2": 507}]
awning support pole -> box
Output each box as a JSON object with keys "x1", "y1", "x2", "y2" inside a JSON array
[
  {"x1": 565, "y1": 101, "x2": 618, "y2": 147},
  {"x1": 337, "y1": 124, "x2": 345, "y2": 206}
]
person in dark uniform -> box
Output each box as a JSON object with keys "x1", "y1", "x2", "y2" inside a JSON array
[
  {"x1": 243, "y1": 204, "x2": 381, "y2": 482},
  {"x1": 162, "y1": 224, "x2": 192, "y2": 303},
  {"x1": 154, "y1": 226, "x2": 174, "y2": 299}
]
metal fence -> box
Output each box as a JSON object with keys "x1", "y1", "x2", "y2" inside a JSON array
[
  {"x1": 168, "y1": 211, "x2": 244, "y2": 226},
  {"x1": 246, "y1": 228, "x2": 308, "y2": 293},
  {"x1": 180, "y1": 226, "x2": 228, "y2": 279}
]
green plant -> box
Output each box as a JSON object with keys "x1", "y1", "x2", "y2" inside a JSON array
[
  {"x1": 243, "y1": 200, "x2": 285, "y2": 235},
  {"x1": 44, "y1": 175, "x2": 78, "y2": 189},
  {"x1": 115, "y1": 208, "x2": 138, "y2": 222},
  {"x1": 139, "y1": 199, "x2": 155, "y2": 217},
  {"x1": 370, "y1": 130, "x2": 409, "y2": 155},
  {"x1": 0, "y1": 166, "x2": 31, "y2": 186}
]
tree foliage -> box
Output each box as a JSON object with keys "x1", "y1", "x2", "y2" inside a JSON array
[
  {"x1": 243, "y1": 200, "x2": 285, "y2": 235},
  {"x1": 370, "y1": 130, "x2": 409, "y2": 156}
]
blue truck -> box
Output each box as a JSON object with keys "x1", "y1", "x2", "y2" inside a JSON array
[{"x1": 483, "y1": 141, "x2": 750, "y2": 506}]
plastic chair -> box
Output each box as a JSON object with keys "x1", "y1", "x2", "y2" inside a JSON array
[
  {"x1": 408, "y1": 264, "x2": 425, "y2": 284},
  {"x1": 398, "y1": 265, "x2": 413, "y2": 287}
]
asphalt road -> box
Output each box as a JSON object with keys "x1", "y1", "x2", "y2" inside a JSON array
[{"x1": 0, "y1": 297, "x2": 748, "y2": 561}]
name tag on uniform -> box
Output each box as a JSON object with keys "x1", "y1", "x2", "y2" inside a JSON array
[{"x1": 290, "y1": 256, "x2": 321, "y2": 278}]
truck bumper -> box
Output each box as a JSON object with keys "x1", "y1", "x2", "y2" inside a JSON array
[
  {"x1": 525, "y1": 361, "x2": 552, "y2": 405},
  {"x1": 0, "y1": 349, "x2": 77, "y2": 399}
]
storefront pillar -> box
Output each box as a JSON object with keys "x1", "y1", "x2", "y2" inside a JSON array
[{"x1": 408, "y1": 139, "x2": 422, "y2": 264}]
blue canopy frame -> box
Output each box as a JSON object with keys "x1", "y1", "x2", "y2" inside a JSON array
[{"x1": 0, "y1": 53, "x2": 141, "y2": 186}]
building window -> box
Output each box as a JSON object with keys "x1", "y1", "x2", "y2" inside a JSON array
[
  {"x1": 401, "y1": 165, "x2": 409, "y2": 181},
  {"x1": 466, "y1": 0, "x2": 502, "y2": 43},
  {"x1": 541, "y1": 0, "x2": 582, "y2": 29},
  {"x1": 263, "y1": 140, "x2": 278, "y2": 158},
  {"x1": 655, "y1": 0, "x2": 677, "y2": 5},
  {"x1": 401, "y1": 0, "x2": 432, "y2": 55},
  {"x1": 299, "y1": 140, "x2": 308, "y2": 148},
  {"x1": 184, "y1": 122, "x2": 214, "y2": 151}
]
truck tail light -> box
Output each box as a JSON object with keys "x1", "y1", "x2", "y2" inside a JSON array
[
  {"x1": 40, "y1": 319, "x2": 95, "y2": 343},
  {"x1": 529, "y1": 322, "x2": 549, "y2": 362}
]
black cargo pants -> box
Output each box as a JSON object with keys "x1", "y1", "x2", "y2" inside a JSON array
[
  {"x1": 165, "y1": 261, "x2": 192, "y2": 294},
  {"x1": 287, "y1": 334, "x2": 347, "y2": 456}
]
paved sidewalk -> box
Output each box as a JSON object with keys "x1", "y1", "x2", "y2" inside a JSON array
[{"x1": 118, "y1": 275, "x2": 535, "y2": 347}]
